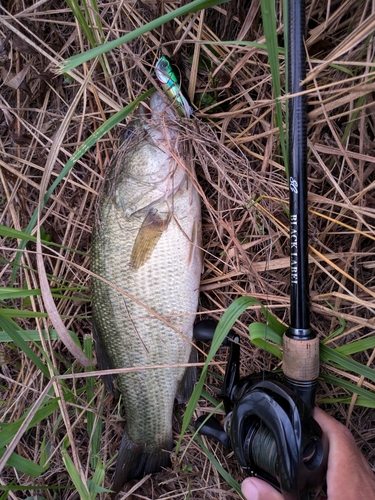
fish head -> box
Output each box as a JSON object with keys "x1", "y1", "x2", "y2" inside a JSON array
[{"x1": 107, "y1": 92, "x2": 187, "y2": 217}]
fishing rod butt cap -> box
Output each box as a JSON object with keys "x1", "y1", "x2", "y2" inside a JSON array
[{"x1": 283, "y1": 335, "x2": 320, "y2": 381}]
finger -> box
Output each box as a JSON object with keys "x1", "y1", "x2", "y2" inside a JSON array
[
  {"x1": 241, "y1": 478, "x2": 284, "y2": 500},
  {"x1": 313, "y1": 407, "x2": 343, "y2": 434}
]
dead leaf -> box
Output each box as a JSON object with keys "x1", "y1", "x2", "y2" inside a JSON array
[
  {"x1": 36, "y1": 230, "x2": 93, "y2": 367},
  {"x1": 3, "y1": 61, "x2": 30, "y2": 88}
]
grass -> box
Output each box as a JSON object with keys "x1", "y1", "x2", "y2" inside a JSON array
[{"x1": 1, "y1": 0, "x2": 375, "y2": 498}]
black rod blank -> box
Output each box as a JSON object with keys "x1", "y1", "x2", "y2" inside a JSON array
[
  {"x1": 287, "y1": 0, "x2": 309, "y2": 336},
  {"x1": 283, "y1": 0, "x2": 320, "y2": 409}
]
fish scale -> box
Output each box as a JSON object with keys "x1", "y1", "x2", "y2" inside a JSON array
[{"x1": 91, "y1": 92, "x2": 202, "y2": 494}]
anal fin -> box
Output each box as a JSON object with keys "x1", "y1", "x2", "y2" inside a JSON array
[
  {"x1": 176, "y1": 346, "x2": 197, "y2": 404},
  {"x1": 92, "y1": 321, "x2": 120, "y2": 398}
]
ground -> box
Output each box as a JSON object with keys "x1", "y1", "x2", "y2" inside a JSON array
[{"x1": 1, "y1": 1, "x2": 375, "y2": 499}]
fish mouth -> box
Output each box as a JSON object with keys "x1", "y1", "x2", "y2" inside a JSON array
[
  {"x1": 151, "y1": 91, "x2": 178, "y2": 119},
  {"x1": 138, "y1": 92, "x2": 179, "y2": 143},
  {"x1": 140, "y1": 102, "x2": 153, "y2": 120}
]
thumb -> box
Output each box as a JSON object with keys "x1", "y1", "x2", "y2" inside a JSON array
[{"x1": 241, "y1": 478, "x2": 284, "y2": 500}]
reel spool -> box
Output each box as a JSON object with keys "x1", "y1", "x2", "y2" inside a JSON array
[{"x1": 194, "y1": 320, "x2": 328, "y2": 500}]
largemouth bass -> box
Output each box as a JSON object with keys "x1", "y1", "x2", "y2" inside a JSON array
[{"x1": 91, "y1": 92, "x2": 202, "y2": 493}]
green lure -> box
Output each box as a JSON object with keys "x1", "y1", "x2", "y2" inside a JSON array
[{"x1": 155, "y1": 55, "x2": 194, "y2": 118}]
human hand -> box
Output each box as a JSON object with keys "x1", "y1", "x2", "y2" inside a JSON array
[{"x1": 241, "y1": 407, "x2": 375, "y2": 500}]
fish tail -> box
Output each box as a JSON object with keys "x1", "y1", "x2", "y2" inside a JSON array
[{"x1": 111, "y1": 430, "x2": 172, "y2": 495}]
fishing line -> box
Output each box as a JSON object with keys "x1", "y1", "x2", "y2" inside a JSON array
[{"x1": 262, "y1": 208, "x2": 273, "y2": 384}]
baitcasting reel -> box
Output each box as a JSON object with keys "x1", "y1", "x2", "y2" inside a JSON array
[{"x1": 194, "y1": 319, "x2": 328, "y2": 500}]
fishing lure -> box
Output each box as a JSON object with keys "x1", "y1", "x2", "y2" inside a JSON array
[{"x1": 155, "y1": 55, "x2": 194, "y2": 118}]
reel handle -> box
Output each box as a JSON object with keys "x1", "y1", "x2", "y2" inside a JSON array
[
  {"x1": 194, "y1": 319, "x2": 240, "y2": 414},
  {"x1": 195, "y1": 415, "x2": 231, "y2": 448}
]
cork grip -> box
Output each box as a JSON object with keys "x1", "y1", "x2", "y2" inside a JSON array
[{"x1": 283, "y1": 336, "x2": 320, "y2": 381}]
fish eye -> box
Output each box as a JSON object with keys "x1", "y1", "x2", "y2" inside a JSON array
[
  {"x1": 123, "y1": 128, "x2": 135, "y2": 140},
  {"x1": 160, "y1": 60, "x2": 168, "y2": 69}
]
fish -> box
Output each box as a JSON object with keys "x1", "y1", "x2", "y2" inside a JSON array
[
  {"x1": 91, "y1": 91, "x2": 202, "y2": 494},
  {"x1": 155, "y1": 55, "x2": 194, "y2": 118}
]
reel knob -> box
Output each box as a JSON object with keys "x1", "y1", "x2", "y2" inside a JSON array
[
  {"x1": 195, "y1": 415, "x2": 231, "y2": 448},
  {"x1": 193, "y1": 319, "x2": 218, "y2": 341}
]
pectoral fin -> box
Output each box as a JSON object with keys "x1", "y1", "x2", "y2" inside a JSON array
[
  {"x1": 130, "y1": 210, "x2": 171, "y2": 269},
  {"x1": 187, "y1": 218, "x2": 202, "y2": 269}
]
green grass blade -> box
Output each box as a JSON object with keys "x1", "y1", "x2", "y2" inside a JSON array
[
  {"x1": 65, "y1": 0, "x2": 97, "y2": 48},
  {"x1": 0, "y1": 287, "x2": 42, "y2": 299},
  {"x1": 201, "y1": 388, "x2": 223, "y2": 407},
  {"x1": 39, "y1": 435, "x2": 51, "y2": 469},
  {"x1": 0, "y1": 316, "x2": 50, "y2": 378},
  {"x1": 61, "y1": 448, "x2": 91, "y2": 500},
  {"x1": 320, "y1": 397, "x2": 375, "y2": 408},
  {"x1": 320, "y1": 344, "x2": 375, "y2": 383},
  {"x1": 321, "y1": 304, "x2": 346, "y2": 342},
  {"x1": 0, "y1": 309, "x2": 47, "y2": 319},
  {"x1": 89, "y1": 458, "x2": 107, "y2": 492},
  {"x1": 334, "y1": 34, "x2": 375, "y2": 153},
  {"x1": 84, "y1": 336, "x2": 103, "y2": 470},
  {"x1": 65, "y1": 0, "x2": 108, "y2": 75},
  {"x1": 177, "y1": 296, "x2": 259, "y2": 453},
  {"x1": 260, "y1": 308, "x2": 287, "y2": 336},
  {"x1": 0, "y1": 450, "x2": 47, "y2": 477},
  {"x1": 87, "y1": 0, "x2": 104, "y2": 44},
  {"x1": 0, "y1": 329, "x2": 78, "y2": 343},
  {"x1": 0, "y1": 225, "x2": 86, "y2": 255},
  {"x1": 320, "y1": 373, "x2": 375, "y2": 404},
  {"x1": 87, "y1": 481, "x2": 112, "y2": 496},
  {"x1": 60, "y1": 0, "x2": 230, "y2": 72},
  {"x1": 249, "y1": 322, "x2": 283, "y2": 358},
  {"x1": 88, "y1": 457, "x2": 112, "y2": 496},
  {"x1": 260, "y1": 0, "x2": 288, "y2": 175},
  {"x1": 335, "y1": 337, "x2": 375, "y2": 356},
  {"x1": 0, "y1": 485, "x2": 71, "y2": 492},
  {"x1": 30, "y1": 88, "x2": 154, "y2": 225},
  {"x1": 323, "y1": 324, "x2": 346, "y2": 343},
  {"x1": 0, "y1": 398, "x2": 60, "y2": 448}
]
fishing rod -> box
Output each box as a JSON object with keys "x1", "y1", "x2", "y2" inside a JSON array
[
  {"x1": 283, "y1": 0, "x2": 318, "y2": 410},
  {"x1": 193, "y1": 1, "x2": 328, "y2": 498}
]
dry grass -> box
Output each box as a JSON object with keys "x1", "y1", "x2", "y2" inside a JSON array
[{"x1": 1, "y1": 0, "x2": 375, "y2": 498}]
